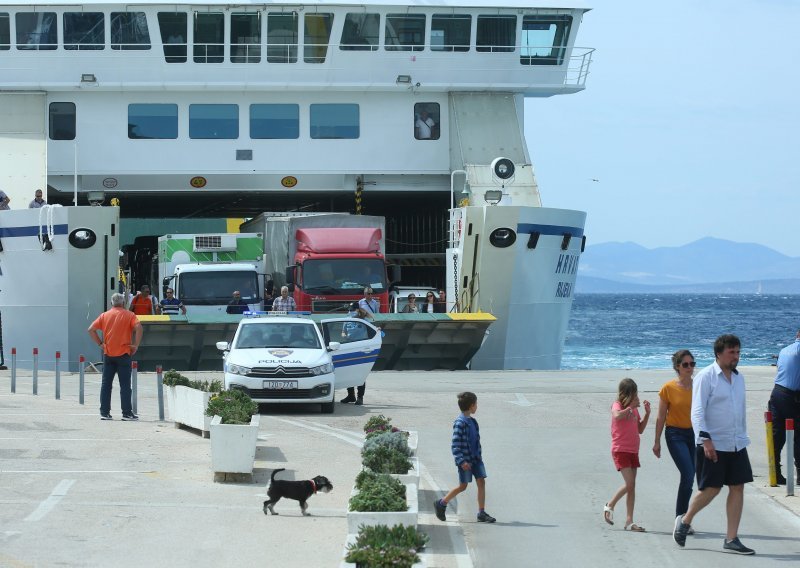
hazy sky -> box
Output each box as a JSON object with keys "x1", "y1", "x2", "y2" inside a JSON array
[{"x1": 525, "y1": 0, "x2": 799, "y2": 257}]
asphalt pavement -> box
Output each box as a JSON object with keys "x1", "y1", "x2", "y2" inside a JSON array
[{"x1": 1, "y1": 366, "x2": 798, "y2": 567}]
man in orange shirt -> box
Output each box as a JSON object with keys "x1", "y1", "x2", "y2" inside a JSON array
[
  {"x1": 129, "y1": 285, "x2": 160, "y2": 315},
  {"x1": 88, "y1": 293, "x2": 144, "y2": 421}
]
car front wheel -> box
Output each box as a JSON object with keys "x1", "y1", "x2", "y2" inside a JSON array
[{"x1": 321, "y1": 401, "x2": 335, "y2": 414}]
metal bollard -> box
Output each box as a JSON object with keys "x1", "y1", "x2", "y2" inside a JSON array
[
  {"x1": 32, "y1": 347, "x2": 38, "y2": 395},
  {"x1": 79, "y1": 355, "x2": 85, "y2": 405},
  {"x1": 156, "y1": 365, "x2": 164, "y2": 421},
  {"x1": 787, "y1": 419, "x2": 795, "y2": 497},
  {"x1": 131, "y1": 361, "x2": 138, "y2": 415},
  {"x1": 55, "y1": 351, "x2": 61, "y2": 400},
  {"x1": 765, "y1": 411, "x2": 777, "y2": 487},
  {"x1": 10, "y1": 347, "x2": 16, "y2": 393}
]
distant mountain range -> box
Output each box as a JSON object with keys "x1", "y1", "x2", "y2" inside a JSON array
[{"x1": 577, "y1": 237, "x2": 800, "y2": 294}]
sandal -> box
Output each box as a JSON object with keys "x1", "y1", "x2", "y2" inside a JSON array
[
  {"x1": 624, "y1": 523, "x2": 646, "y2": 532},
  {"x1": 603, "y1": 504, "x2": 614, "y2": 525}
]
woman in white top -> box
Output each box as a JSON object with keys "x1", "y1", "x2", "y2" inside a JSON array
[{"x1": 421, "y1": 291, "x2": 436, "y2": 314}]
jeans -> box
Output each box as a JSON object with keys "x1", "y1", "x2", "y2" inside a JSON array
[
  {"x1": 769, "y1": 385, "x2": 800, "y2": 471},
  {"x1": 100, "y1": 354, "x2": 132, "y2": 415},
  {"x1": 665, "y1": 426, "x2": 695, "y2": 516}
]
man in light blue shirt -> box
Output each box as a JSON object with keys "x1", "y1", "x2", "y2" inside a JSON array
[
  {"x1": 358, "y1": 287, "x2": 379, "y2": 315},
  {"x1": 768, "y1": 329, "x2": 800, "y2": 485},
  {"x1": 673, "y1": 334, "x2": 755, "y2": 555}
]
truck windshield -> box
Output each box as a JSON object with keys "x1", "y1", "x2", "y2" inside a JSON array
[
  {"x1": 303, "y1": 259, "x2": 385, "y2": 293},
  {"x1": 179, "y1": 271, "x2": 260, "y2": 304}
]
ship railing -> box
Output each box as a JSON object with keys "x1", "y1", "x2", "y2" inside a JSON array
[{"x1": 448, "y1": 208, "x2": 465, "y2": 250}]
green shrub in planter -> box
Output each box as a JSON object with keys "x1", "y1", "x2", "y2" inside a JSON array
[
  {"x1": 362, "y1": 431, "x2": 411, "y2": 457},
  {"x1": 205, "y1": 389, "x2": 258, "y2": 425},
  {"x1": 345, "y1": 524, "x2": 428, "y2": 568},
  {"x1": 163, "y1": 369, "x2": 222, "y2": 393},
  {"x1": 363, "y1": 414, "x2": 401, "y2": 439},
  {"x1": 349, "y1": 472, "x2": 407, "y2": 512},
  {"x1": 362, "y1": 445, "x2": 412, "y2": 475}
]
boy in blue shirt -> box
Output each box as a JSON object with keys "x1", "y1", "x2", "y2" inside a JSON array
[{"x1": 434, "y1": 391, "x2": 496, "y2": 523}]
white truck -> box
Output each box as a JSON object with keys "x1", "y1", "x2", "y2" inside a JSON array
[{"x1": 158, "y1": 233, "x2": 265, "y2": 316}]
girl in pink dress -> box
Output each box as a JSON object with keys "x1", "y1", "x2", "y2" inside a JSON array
[{"x1": 603, "y1": 378, "x2": 651, "y2": 531}]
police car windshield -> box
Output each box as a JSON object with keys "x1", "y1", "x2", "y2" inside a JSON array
[{"x1": 235, "y1": 323, "x2": 321, "y2": 350}]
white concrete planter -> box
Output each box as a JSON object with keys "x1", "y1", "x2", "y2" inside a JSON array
[
  {"x1": 209, "y1": 414, "x2": 260, "y2": 474},
  {"x1": 347, "y1": 483, "x2": 418, "y2": 533},
  {"x1": 164, "y1": 385, "x2": 213, "y2": 437},
  {"x1": 405, "y1": 431, "x2": 418, "y2": 455},
  {"x1": 389, "y1": 457, "x2": 419, "y2": 485},
  {"x1": 340, "y1": 533, "x2": 425, "y2": 568}
]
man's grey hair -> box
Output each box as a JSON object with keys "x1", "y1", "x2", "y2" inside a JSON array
[
  {"x1": 281, "y1": 285, "x2": 289, "y2": 293},
  {"x1": 364, "y1": 287, "x2": 373, "y2": 295},
  {"x1": 111, "y1": 293, "x2": 125, "y2": 307}
]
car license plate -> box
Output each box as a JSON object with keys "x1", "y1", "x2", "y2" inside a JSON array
[{"x1": 264, "y1": 380, "x2": 298, "y2": 390}]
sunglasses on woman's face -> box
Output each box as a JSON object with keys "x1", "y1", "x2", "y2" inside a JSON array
[
  {"x1": 681, "y1": 361, "x2": 696, "y2": 368},
  {"x1": 426, "y1": 294, "x2": 434, "y2": 298}
]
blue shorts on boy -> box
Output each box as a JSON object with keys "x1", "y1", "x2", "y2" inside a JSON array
[{"x1": 459, "y1": 460, "x2": 487, "y2": 483}]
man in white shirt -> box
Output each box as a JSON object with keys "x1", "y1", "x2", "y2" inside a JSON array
[
  {"x1": 415, "y1": 110, "x2": 435, "y2": 140},
  {"x1": 673, "y1": 334, "x2": 755, "y2": 555}
]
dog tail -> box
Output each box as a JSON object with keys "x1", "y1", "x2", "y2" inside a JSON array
[{"x1": 270, "y1": 468, "x2": 286, "y2": 482}]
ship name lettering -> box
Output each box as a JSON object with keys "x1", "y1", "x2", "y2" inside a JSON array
[
  {"x1": 555, "y1": 281, "x2": 573, "y2": 298},
  {"x1": 555, "y1": 254, "x2": 579, "y2": 275}
]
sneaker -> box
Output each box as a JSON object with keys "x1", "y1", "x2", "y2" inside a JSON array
[
  {"x1": 433, "y1": 499, "x2": 447, "y2": 522},
  {"x1": 355, "y1": 396, "x2": 364, "y2": 406},
  {"x1": 673, "y1": 514, "x2": 690, "y2": 547},
  {"x1": 687, "y1": 526, "x2": 695, "y2": 535},
  {"x1": 100, "y1": 412, "x2": 113, "y2": 420},
  {"x1": 121, "y1": 412, "x2": 139, "y2": 421},
  {"x1": 477, "y1": 511, "x2": 496, "y2": 523},
  {"x1": 723, "y1": 537, "x2": 755, "y2": 555},
  {"x1": 340, "y1": 394, "x2": 356, "y2": 403}
]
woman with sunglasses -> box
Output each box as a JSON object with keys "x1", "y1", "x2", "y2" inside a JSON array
[
  {"x1": 421, "y1": 291, "x2": 437, "y2": 314},
  {"x1": 653, "y1": 349, "x2": 697, "y2": 526}
]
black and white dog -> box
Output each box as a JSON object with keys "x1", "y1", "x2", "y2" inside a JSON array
[{"x1": 263, "y1": 468, "x2": 333, "y2": 516}]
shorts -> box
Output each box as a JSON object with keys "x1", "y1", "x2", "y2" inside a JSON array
[
  {"x1": 695, "y1": 446, "x2": 753, "y2": 489},
  {"x1": 612, "y1": 451, "x2": 640, "y2": 471},
  {"x1": 458, "y1": 461, "x2": 487, "y2": 484}
]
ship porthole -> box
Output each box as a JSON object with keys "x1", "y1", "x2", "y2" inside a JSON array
[
  {"x1": 69, "y1": 228, "x2": 97, "y2": 249},
  {"x1": 489, "y1": 227, "x2": 516, "y2": 248}
]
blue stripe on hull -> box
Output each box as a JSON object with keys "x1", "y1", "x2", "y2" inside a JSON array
[
  {"x1": 516, "y1": 223, "x2": 584, "y2": 238},
  {"x1": 0, "y1": 224, "x2": 69, "y2": 238}
]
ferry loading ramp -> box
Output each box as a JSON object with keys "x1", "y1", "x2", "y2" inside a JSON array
[{"x1": 133, "y1": 312, "x2": 495, "y2": 372}]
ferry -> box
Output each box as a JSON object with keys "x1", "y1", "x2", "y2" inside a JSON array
[{"x1": 0, "y1": 0, "x2": 592, "y2": 370}]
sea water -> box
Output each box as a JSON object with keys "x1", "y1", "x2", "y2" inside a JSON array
[{"x1": 562, "y1": 294, "x2": 800, "y2": 370}]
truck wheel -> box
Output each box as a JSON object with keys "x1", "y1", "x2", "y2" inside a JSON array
[{"x1": 321, "y1": 401, "x2": 335, "y2": 414}]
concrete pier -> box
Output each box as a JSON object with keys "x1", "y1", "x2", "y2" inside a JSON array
[{"x1": 1, "y1": 366, "x2": 798, "y2": 566}]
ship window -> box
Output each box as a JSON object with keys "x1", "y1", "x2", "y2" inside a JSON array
[
  {"x1": 111, "y1": 12, "x2": 151, "y2": 50},
  {"x1": 431, "y1": 14, "x2": 470, "y2": 52},
  {"x1": 267, "y1": 13, "x2": 297, "y2": 63},
  {"x1": 385, "y1": 14, "x2": 425, "y2": 52},
  {"x1": 0, "y1": 14, "x2": 10, "y2": 50},
  {"x1": 304, "y1": 13, "x2": 333, "y2": 63},
  {"x1": 64, "y1": 12, "x2": 104, "y2": 50},
  {"x1": 310, "y1": 104, "x2": 359, "y2": 139},
  {"x1": 521, "y1": 15, "x2": 572, "y2": 65},
  {"x1": 16, "y1": 12, "x2": 57, "y2": 50},
  {"x1": 190, "y1": 104, "x2": 239, "y2": 139},
  {"x1": 250, "y1": 104, "x2": 299, "y2": 139},
  {"x1": 231, "y1": 13, "x2": 261, "y2": 63},
  {"x1": 414, "y1": 103, "x2": 440, "y2": 141},
  {"x1": 158, "y1": 12, "x2": 187, "y2": 63},
  {"x1": 194, "y1": 12, "x2": 224, "y2": 63},
  {"x1": 128, "y1": 104, "x2": 178, "y2": 139},
  {"x1": 476, "y1": 15, "x2": 516, "y2": 53},
  {"x1": 49, "y1": 102, "x2": 76, "y2": 140},
  {"x1": 340, "y1": 13, "x2": 379, "y2": 51}
]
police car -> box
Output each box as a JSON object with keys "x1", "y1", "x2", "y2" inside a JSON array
[{"x1": 215, "y1": 313, "x2": 381, "y2": 413}]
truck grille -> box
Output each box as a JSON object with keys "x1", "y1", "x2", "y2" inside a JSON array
[
  {"x1": 248, "y1": 366, "x2": 313, "y2": 378},
  {"x1": 311, "y1": 300, "x2": 352, "y2": 313}
]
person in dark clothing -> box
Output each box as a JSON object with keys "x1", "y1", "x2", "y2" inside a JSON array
[{"x1": 226, "y1": 290, "x2": 248, "y2": 315}]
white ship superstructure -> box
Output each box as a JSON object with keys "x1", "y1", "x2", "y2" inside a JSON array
[{"x1": 0, "y1": 0, "x2": 593, "y2": 369}]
